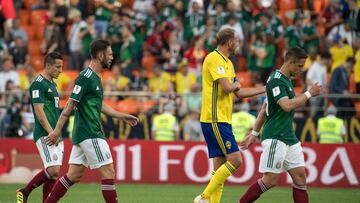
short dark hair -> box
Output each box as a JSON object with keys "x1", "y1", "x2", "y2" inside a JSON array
[
  {"x1": 320, "y1": 52, "x2": 332, "y2": 59},
  {"x1": 44, "y1": 52, "x2": 63, "y2": 67},
  {"x1": 90, "y1": 39, "x2": 111, "y2": 59},
  {"x1": 216, "y1": 28, "x2": 235, "y2": 46},
  {"x1": 346, "y1": 57, "x2": 356, "y2": 65},
  {"x1": 284, "y1": 47, "x2": 308, "y2": 62}
]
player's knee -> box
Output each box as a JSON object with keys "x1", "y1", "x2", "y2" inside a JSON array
[
  {"x1": 100, "y1": 165, "x2": 115, "y2": 179},
  {"x1": 263, "y1": 173, "x2": 279, "y2": 188},
  {"x1": 46, "y1": 166, "x2": 60, "y2": 179},
  {"x1": 67, "y1": 172, "x2": 83, "y2": 183},
  {"x1": 293, "y1": 173, "x2": 307, "y2": 185}
]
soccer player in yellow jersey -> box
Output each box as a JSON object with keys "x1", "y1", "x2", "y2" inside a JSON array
[{"x1": 194, "y1": 28, "x2": 266, "y2": 203}]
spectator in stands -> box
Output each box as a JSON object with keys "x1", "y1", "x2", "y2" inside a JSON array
[
  {"x1": 183, "y1": 110, "x2": 203, "y2": 141},
  {"x1": 175, "y1": 59, "x2": 197, "y2": 94},
  {"x1": 41, "y1": 17, "x2": 61, "y2": 54},
  {"x1": 183, "y1": 83, "x2": 201, "y2": 113},
  {"x1": 119, "y1": 26, "x2": 136, "y2": 77},
  {"x1": 317, "y1": 105, "x2": 345, "y2": 143},
  {"x1": 302, "y1": 14, "x2": 320, "y2": 52},
  {"x1": 327, "y1": 21, "x2": 355, "y2": 46},
  {"x1": 183, "y1": 1, "x2": 205, "y2": 43},
  {"x1": 132, "y1": 0, "x2": 153, "y2": 21},
  {"x1": 149, "y1": 64, "x2": 172, "y2": 94},
  {"x1": 258, "y1": 33, "x2": 276, "y2": 84},
  {"x1": 329, "y1": 35, "x2": 354, "y2": 72},
  {"x1": 355, "y1": 37, "x2": 360, "y2": 94},
  {"x1": 112, "y1": 63, "x2": 130, "y2": 92},
  {"x1": 20, "y1": 98, "x2": 34, "y2": 138},
  {"x1": 0, "y1": 57, "x2": 19, "y2": 92},
  {"x1": 94, "y1": 0, "x2": 115, "y2": 39},
  {"x1": 348, "y1": 0, "x2": 360, "y2": 36},
  {"x1": 232, "y1": 102, "x2": 255, "y2": 142},
  {"x1": 50, "y1": 0, "x2": 68, "y2": 54},
  {"x1": 211, "y1": 3, "x2": 226, "y2": 32},
  {"x1": 106, "y1": 11, "x2": 123, "y2": 63},
  {"x1": 323, "y1": 0, "x2": 344, "y2": 36},
  {"x1": 285, "y1": 14, "x2": 304, "y2": 49},
  {"x1": 330, "y1": 57, "x2": 356, "y2": 119},
  {"x1": 203, "y1": 16, "x2": 216, "y2": 51},
  {"x1": 80, "y1": 15, "x2": 96, "y2": 60},
  {"x1": 129, "y1": 68, "x2": 149, "y2": 91},
  {"x1": 158, "y1": 0, "x2": 179, "y2": 22},
  {"x1": 144, "y1": 22, "x2": 166, "y2": 61},
  {"x1": 4, "y1": 18, "x2": 28, "y2": 44},
  {"x1": 3, "y1": 96, "x2": 22, "y2": 137},
  {"x1": 9, "y1": 36, "x2": 29, "y2": 68},
  {"x1": 152, "y1": 103, "x2": 179, "y2": 141},
  {"x1": 68, "y1": 9, "x2": 86, "y2": 70},
  {"x1": 306, "y1": 52, "x2": 332, "y2": 119},
  {"x1": 184, "y1": 35, "x2": 208, "y2": 77},
  {"x1": 261, "y1": 5, "x2": 284, "y2": 43},
  {"x1": 166, "y1": 30, "x2": 182, "y2": 71}
]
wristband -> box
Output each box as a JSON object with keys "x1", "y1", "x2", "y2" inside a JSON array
[
  {"x1": 304, "y1": 91, "x2": 312, "y2": 99},
  {"x1": 251, "y1": 130, "x2": 260, "y2": 137}
]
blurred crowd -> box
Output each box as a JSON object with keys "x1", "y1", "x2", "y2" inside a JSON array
[{"x1": 0, "y1": 0, "x2": 359, "y2": 141}]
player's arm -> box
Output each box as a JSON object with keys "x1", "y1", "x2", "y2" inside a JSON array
[
  {"x1": 46, "y1": 99, "x2": 78, "y2": 145},
  {"x1": 239, "y1": 101, "x2": 267, "y2": 150},
  {"x1": 101, "y1": 104, "x2": 139, "y2": 126},
  {"x1": 33, "y1": 104, "x2": 54, "y2": 133},
  {"x1": 218, "y1": 78, "x2": 240, "y2": 94},
  {"x1": 278, "y1": 83, "x2": 322, "y2": 112},
  {"x1": 234, "y1": 85, "x2": 266, "y2": 98}
]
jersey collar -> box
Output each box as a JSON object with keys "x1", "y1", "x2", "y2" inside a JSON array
[{"x1": 214, "y1": 49, "x2": 228, "y2": 62}]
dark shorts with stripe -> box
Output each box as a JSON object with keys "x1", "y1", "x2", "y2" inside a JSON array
[{"x1": 201, "y1": 122, "x2": 239, "y2": 158}]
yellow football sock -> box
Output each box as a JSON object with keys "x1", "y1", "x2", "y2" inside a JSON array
[
  {"x1": 210, "y1": 170, "x2": 224, "y2": 203},
  {"x1": 201, "y1": 162, "x2": 235, "y2": 199}
]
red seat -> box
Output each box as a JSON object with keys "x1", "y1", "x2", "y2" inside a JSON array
[
  {"x1": 19, "y1": 10, "x2": 30, "y2": 26},
  {"x1": 28, "y1": 40, "x2": 42, "y2": 55},
  {"x1": 141, "y1": 55, "x2": 157, "y2": 70},
  {"x1": 30, "y1": 55, "x2": 44, "y2": 72},
  {"x1": 116, "y1": 99, "x2": 139, "y2": 114}
]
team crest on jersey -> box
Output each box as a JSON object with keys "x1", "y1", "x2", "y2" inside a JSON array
[
  {"x1": 53, "y1": 154, "x2": 58, "y2": 161},
  {"x1": 217, "y1": 66, "x2": 225, "y2": 74},
  {"x1": 106, "y1": 152, "x2": 111, "y2": 159},
  {"x1": 73, "y1": 85, "x2": 82, "y2": 94},
  {"x1": 225, "y1": 141, "x2": 231, "y2": 149},
  {"x1": 276, "y1": 162, "x2": 281, "y2": 169},
  {"x1": 32, "y1": 90, "x2": 39, "y2": 98}
]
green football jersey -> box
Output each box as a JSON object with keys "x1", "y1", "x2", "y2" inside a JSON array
[
  {"x1": 70, "y1": 67, "x2": 105, "y2": 144},
  {"x1": 30, "y1": 75, "x2": 60, "y2": 142},
  {"x1": 262, "y1": 70, "x2": 298, "y2": 145}
]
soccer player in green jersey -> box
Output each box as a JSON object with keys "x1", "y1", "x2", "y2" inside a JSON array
[
  {"x1": 16, "y1": 52, "x2": 64, "y2": 203},
  {"x1": 44, "y1": 40, "x2": 139, "y2": 203},
  {"x1": 238, "y1": 47, "x2": 322, "y2": 203}
]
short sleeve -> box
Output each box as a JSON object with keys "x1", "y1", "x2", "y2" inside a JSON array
[
  {"x1": 30, "y1": 82, "x2": 45, "y2": 104},
  {"x1": 208, "y1": 59, "x2": 227, "y2": 81},
  {"x1": 70, "y1": 76, "x2": 89, "y2": 102},
  {"x1": 268, "y1": 79, "x2": 289, "y2": 103}
]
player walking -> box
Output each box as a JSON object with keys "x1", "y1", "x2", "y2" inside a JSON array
[
  {"x1": 44, "y1": 40, "x2": 139, "y2": 203},
  {"x1": 16, "y1": 52, "x2": 64, "y2": 203},
  {"x1": 239, "y1": 47, "x2": 322, "y2": 203}
]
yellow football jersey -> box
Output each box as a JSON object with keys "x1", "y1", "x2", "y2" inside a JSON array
[{"x1": 200, "y1": 50, "x2": 235, "y2": 124}]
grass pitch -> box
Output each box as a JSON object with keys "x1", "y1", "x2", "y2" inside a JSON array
[{"x1": 0, "y1": 183, "x2": 359, "y2": 203}]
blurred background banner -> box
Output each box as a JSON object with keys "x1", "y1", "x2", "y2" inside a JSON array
[{"x1": 0, "y1": 139, "x2": 359, "y2": 188}]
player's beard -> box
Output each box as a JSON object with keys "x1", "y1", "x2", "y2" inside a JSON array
[{"x1": 101, "y1": 58, "x2": 110, "y2": 69}]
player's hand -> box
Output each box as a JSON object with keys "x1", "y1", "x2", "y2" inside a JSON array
[
  {"x1": 123, "y1": 114, "x2": 139, "y2": 126},
  {"x1": 45, "y1": 130, "x2": 60, "y2": 146},
  {"x1": 233, "y1": 81, "x2": 241, "y2": 92},
  {"x1": 239, "y1": 134, "x2": 257, "y2": 150},
  {"x1": 308, "y1": 82, "x2": 323, "y2": 97}
]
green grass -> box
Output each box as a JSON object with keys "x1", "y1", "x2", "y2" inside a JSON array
[{"x1": 1, "y1": 183, "x2": 359, "y2": 203}]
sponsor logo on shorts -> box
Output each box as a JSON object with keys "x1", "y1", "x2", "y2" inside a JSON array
[
  {"x1": 106, "y1": 152, "x2": 111, "y2": 159},
  {"x1": 53, "y1": 154, "x2": 58, "y2": 161},
  {"x1": 225, "y1": 141, "x2": 231, "y2": 149},
  {"x1": 276, "y1": 162, "x2": 281, "y2": 169}
]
